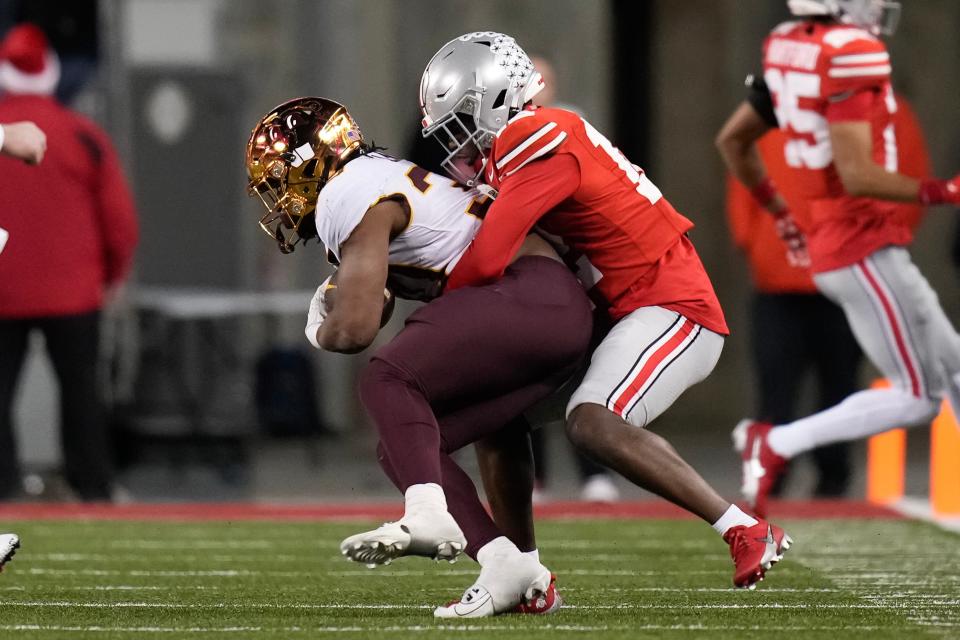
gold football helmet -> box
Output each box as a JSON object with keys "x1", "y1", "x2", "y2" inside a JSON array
[{"x1": 246, "y1": 97, "x2": 364, "y2": 253}]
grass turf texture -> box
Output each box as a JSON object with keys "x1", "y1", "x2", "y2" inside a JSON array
[{"x1": 0, "y1": 518, "x2": 958, "y2": 639}]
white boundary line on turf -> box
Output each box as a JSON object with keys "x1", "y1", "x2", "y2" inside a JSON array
[
  {"x1": 892, "y1": 497, "x2": 960, "y2": 534},
  {"x1": 8, "y1": 601, "x2": 956, "y2": 611},
  {"x1": 0, "y1": 624, "x2": 909, "y2": 634},
  {"x1": 0, "y1": 585, "x2": 844, "y2": 594},
  {"x1": 21, "y1": 568, "x2": 729, "y2": 578}
]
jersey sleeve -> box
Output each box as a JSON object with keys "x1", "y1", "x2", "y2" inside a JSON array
[
  {"x1": 487, "y1": 109, "x2": 570, "y2": 186},
  {"x1": 745, "y1": 73, "x2": 779, "y2": 128},
  {"x1": 445, "y1": 152, "x2": 580, "y2": 291},
  {"x1": 314, "y1": 169, "x2": 390, "y2": 262},
  {"x1": 821, "y1": 31, "x2": 890, "y2": 100}
]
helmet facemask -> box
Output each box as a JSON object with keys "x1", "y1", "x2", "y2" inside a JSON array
[
  {"x1": 422, "y1": 92, "x2": 492, "y2": 187},
  {"x1": 856, "y1": 0, "x2": 901, "y2": 36},
  {"x1": 246, "y1": 98, "x2": 363, "y2": 253},
  {"x1": 250, "y1": 159, "x2": 318, "y2": 254},
  {"x1": 787, "y1": 0, "x2": 901, "y2": 35}
]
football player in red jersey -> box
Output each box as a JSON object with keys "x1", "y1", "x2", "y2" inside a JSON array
[
  {"x1": 419, "y1": 32, "x2": 792, "y2": 593},
  {"x1": 718, "y1": 0, "x2": 960, "y2": 517}
]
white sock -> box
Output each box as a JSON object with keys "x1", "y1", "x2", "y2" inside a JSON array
[
  {"x1": 523, "y1": 548, "x2": 540, "y2": 564},
  {"x1": 476, "y1": 536, "x2": 521, "y2": 567},
  {"x1": 767, "y1": 387, "x2": 937, "y2": 458},
  {"x1": 711, "y1": 504, "x2": 758, "y2": 536},
  {"x1": 404, "y1": 483, "x2": 447, "y2": 513}
]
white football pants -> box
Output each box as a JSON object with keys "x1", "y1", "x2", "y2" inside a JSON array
[
  {"x1": 567, "y1": 306, "x2": 725, "y2": 427},
  {"x1": 768, "y1": 246, "x2": 960, "y2": 458}
]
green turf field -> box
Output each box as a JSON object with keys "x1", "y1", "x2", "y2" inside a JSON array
[{"x1": 1, "y1": 518, "x2": 958, "y2": 639}]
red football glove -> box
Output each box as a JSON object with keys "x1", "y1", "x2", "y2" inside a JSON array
[
  {"x1": 919, "y1": 175, "x2": 960, "y2": 206},
  {"x1": 750, "y1": 177, "x2": 780, "y2": 209},
  {"x1": 773, "y1": 210, "x2": 810, "y2": 268}
]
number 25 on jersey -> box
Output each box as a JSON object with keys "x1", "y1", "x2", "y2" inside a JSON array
[{"x1": 765, "y1": 69, "x2": 832, "y2": 170}]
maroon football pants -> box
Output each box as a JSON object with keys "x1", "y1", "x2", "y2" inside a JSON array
[{"x1": 359, "y1": 256, "x2": 593, "y2": 557}]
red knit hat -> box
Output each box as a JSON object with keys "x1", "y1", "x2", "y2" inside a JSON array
[{"x1": 0, "y1": 24, "x2": 60, "y2": 95}]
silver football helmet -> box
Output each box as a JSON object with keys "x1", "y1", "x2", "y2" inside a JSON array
[
  {"x1": 787, "y1": 0, "x2": 901, "y2": 35},
  {"x1": 420, "y1": 32, "x2": 544, "y2": 186}
]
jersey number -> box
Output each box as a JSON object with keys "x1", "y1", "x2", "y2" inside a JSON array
[
  {"x1": 581, "y1": 119, "x2": 662, "y2": 204},
  {"x1": 405, "y1": 165, "x2": 432, "y2": 193},
  {"x1": 406, "y1": 164, "x2": 491, "y2": 219},
  {"x1": 764, "y1": 69, "x2": 832, "y2": 169}
]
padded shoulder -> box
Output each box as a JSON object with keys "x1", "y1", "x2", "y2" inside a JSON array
[
  {"x1": 820, "y1": 27, "x2": 890, "y2": 98},
  {"x1": 490, "y1": 107, "x2": 572, "y2": 180}
]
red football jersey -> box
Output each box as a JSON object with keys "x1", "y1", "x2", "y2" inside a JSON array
[
  {"x1": 761, "y1": 20, "x2": 912, "y2": 272},
  {"x1": 446, "y1": 107, "x2": 728, "y2": 334}
]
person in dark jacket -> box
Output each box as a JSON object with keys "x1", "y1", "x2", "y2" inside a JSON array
[{"x1": 0, "y1": 24, "x2": 138, "y2": 501}]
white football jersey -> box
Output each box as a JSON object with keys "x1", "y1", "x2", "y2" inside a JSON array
[{"x1": 314, "y1": 153, "x2": 488, "y2": 300}]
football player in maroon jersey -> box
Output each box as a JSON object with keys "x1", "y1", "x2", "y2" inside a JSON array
[{"x1": 247, "y1": 97, "x2": 590, "y2": 617}]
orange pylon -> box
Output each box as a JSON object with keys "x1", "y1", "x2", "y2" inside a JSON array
[
  {"x1": 866, "y1": 379, "x2": 906, "y2": 505},
  {"x1": 930, "y1": 399, "x2": 960, "y2": 517}
]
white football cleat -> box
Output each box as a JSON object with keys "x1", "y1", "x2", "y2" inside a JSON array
[
  {"x1": 435, "y1": 583, "x2": 497, "y2": 618},
  {"x1": 0, "y1": 533, "x2": 20, "y2": 572},
  {"x1": 340, "y1": 509, "x2": 466, "y2": 566},
  {"x1": 434, "y1": 557, "x2": 552, "y2": 618}
]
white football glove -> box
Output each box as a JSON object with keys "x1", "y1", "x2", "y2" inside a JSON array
[{"x1": 305, "y1": 276, "x2": 333, "y2": 349}]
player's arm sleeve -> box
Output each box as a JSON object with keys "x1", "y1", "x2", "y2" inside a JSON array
[
  {"x1": 317, "y1": 173, "x2": 396, "y2": 264},
  {"x1": 90, "y1": 128, "x2": 139, "y2": 285},
  {"x1": 444, "y1": 152, "x2": 580, "y2": 291},
  {"x1": 745, "y1": 74, "x2": 779, "y2": 128},
  {"x1": 317, "y1": 202, "x2": 394, "y2": 353},
  {"x1": 823, "y1": 38, "x2": 890, "y2": 122}
]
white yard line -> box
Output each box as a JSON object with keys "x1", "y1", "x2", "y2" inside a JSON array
[
  {"x1": 0, "y1": 623, "x2": 915, "y2": 634},
  {"x1": 6, "y1": 601, "x2": 955, "y2": 611},
  {"x1": 22, "y1": 567, "x2": 729, "y2": 578}
]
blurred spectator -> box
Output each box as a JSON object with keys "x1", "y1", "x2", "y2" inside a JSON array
[
  {"x1": 0, "y1": 24, "x2": 138, "y2": 502},
  {"x1": 723, "y1": 94, "x2": 930, "y2": 497},
  {"x1": 6, "y1": 0, "x2": 99, "y2": 105},
  {"x1": 0, "y1": 118, "x2": 45, "y2": 255}
]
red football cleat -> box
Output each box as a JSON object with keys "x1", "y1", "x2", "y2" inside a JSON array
[
  {"x1": 732, "y1": 419, "x2": 787, "y2": 518},
  {"x1": 512, "y1": 573, "x2": 562, "y2": 614},
  {"x1": 724, "y1": 520, "x2": 792, "y2": 589}
]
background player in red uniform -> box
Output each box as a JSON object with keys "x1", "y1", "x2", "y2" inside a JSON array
[
  {"x1": 719, "y1": 86, "x2": 930, "y2": 499},
  {"x1": 420, "y1": 31, "x2": 792, "y2": 591},
  {"x1": 719, "y1": 0, "x2": 960, "y2": 517}
]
